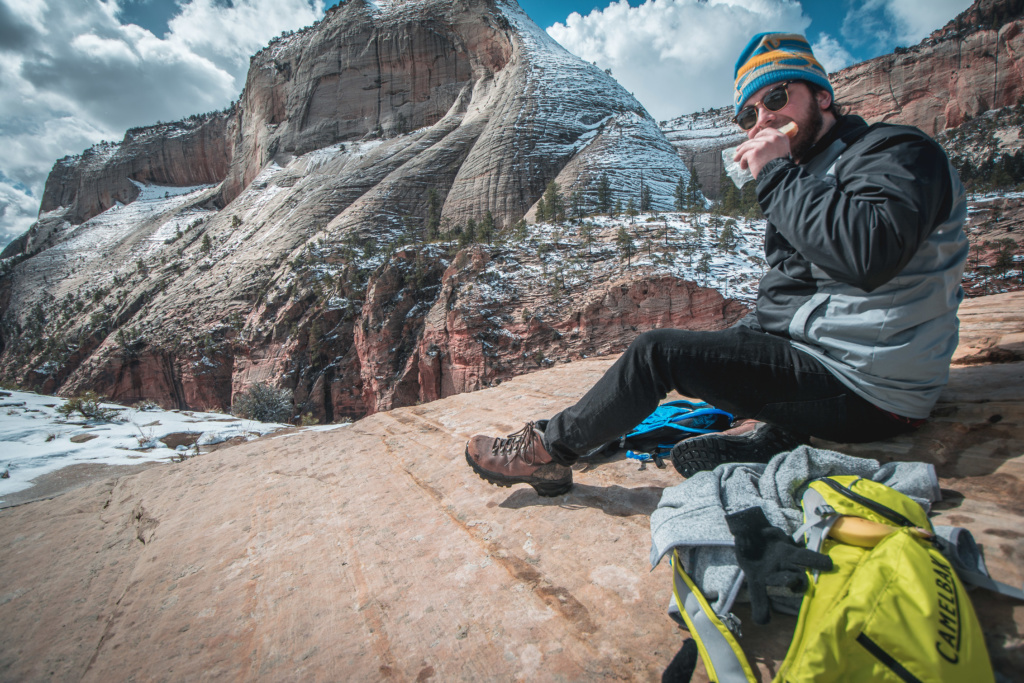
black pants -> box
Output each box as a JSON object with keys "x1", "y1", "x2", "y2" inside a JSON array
[{"x1": 542, "y1": 320, "x2": 916, "y2": 464}]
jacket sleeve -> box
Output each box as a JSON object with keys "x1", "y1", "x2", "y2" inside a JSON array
[{"x1": 755, "y1": 130, "x2": 953, "y2": 292}]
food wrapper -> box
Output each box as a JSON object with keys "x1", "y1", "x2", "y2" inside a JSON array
[{"x1": 722, "y1": 121, "x2": 798, "y2": 189}]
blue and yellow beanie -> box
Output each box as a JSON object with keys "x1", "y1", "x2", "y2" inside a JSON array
[{"x1": 734, "y1": 33, "x2": 832, "y2": 115}]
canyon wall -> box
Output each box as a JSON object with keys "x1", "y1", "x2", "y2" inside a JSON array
[
  {"x1": 832, "y1": 0, "x2": 1024, "y2": 135},
  {"x1": 0, "y1": 0, "x2": 719, "y2": 421}
]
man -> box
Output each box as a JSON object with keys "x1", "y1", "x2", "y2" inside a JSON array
[{"x1": 465, "y1": 33, "x2": 968, "y2": 497}]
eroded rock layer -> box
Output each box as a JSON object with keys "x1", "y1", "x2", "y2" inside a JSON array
[
  {"x1": 0, "y1": 0, "x2": 706, "y2": 419},
  {"x1": 831, "y1": 0, "x2": 1024, "y2": 134}
]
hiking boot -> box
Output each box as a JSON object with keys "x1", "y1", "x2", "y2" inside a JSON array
[
  {"x1": 465, "y1": 421, "x2": 573, "y2": 497},
  {"x1": 670, "y1": 420, "x2": 803, "y2": 478}
]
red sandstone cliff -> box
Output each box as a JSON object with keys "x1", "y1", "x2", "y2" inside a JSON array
[
  {"x1": 25, "y1": 0, "x2": 687, "y2": 235},
  {"x1": 833, "y1": 0, "x2": 1024, "y2": 134},
  {"x1": 0, "y1": 0, "x2": 727, "y2": 422},
  {"x1": 19, "y1": 0, "x2": 1024, "y2": 422},
  {"x1": 38, "y1": 112, "x2": 234, "y2": 229}
]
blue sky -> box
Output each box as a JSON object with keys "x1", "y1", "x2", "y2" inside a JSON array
[
  {"x1": 0, "y1": 0, "x2": 975, "y2": 247},
  {"x1": 113, "y1": 1, "x2": 944, "y2": 66},
  {"x1": 521, "y1": 0, "x2": 856, "y2": 54}
]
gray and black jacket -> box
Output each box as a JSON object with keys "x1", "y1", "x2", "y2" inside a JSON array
[{"x1": 753, "y1": 115, "x2": 968, "y2": 419}]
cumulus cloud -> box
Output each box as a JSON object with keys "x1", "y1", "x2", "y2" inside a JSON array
[
  {"x1": 842, "y1": 0, "x2": 974, "y2": 52},
  {"x1": 812, "y1": 33, "x2": 854, "y2": 74},
  {"x1": 884, "y1": 0, "x2": 975, "y2": 44},
  {"x1": 547, "y1": 0, "x2": 810, "y2": 122},
  {"x1": 0, "y1": 0, "x2": 324, "y2": 248},
  {"x1": 0, "y1": 177, "x2": 42, "y2": 247}
]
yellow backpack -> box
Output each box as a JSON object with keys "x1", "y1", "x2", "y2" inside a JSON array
[{"x1": 669, "y1": 476, "x2": 1008, "y2": 682}]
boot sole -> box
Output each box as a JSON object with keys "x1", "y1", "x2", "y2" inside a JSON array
[
  {"x1": 671, "y1": 427, "x2": 801, "y2": 478},
  {"x1": 464, "y1": 448, "x2": 573, "y2": 497}
]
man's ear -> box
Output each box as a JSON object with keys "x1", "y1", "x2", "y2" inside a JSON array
[{"x1": 816, "y1": 88, "x2": 833, "y2": 111}]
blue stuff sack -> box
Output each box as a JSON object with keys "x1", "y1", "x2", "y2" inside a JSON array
[{"x1": 622, "y1": 400, "x2": 733, "y2": 464}]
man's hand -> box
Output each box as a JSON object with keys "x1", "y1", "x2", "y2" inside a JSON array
[{"x1": 733, "y1": 122, "x2": 797, "y2": 179}]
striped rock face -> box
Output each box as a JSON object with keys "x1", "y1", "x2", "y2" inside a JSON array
[{"x1": 0, "y1": 0, "x2": 704, "y2": 418}]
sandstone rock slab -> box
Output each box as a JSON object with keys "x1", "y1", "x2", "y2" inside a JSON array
[{"x1": 2, "y1": 295, "x2": 1023, "y2": 681}]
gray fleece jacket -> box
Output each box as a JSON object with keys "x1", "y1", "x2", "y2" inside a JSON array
[{"x1": 649, "y1": 446, "x2": 941, "y2": 617}]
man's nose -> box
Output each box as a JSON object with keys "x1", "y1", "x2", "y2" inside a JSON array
[{"x1": 751, "y1": 105, "x2": 776, "y2": 134}]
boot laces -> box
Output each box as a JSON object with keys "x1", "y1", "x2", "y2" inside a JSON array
[{"x1": 493, "y1": 421, "x2": 543, "y2": 465}]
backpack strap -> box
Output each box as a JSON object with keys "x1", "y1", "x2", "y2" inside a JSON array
[
  {"x1": 794, "y1": 487, "x2": 842, "y2": 584},
  {"x1": 669, "y1": 548, "x2": 757, "y2": 683},
  {"x1": 957, "y1": 567, "x2": 1024, "y2": 601},
  {"x1": 933, "y1": 526, "x2": 1024, "y2": 601}
]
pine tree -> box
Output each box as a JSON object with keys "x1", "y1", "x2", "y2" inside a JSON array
[
  {"x1": 719, "y1": 170, "x2": 740, "y2": 215},
  {"x1": 696, "y1": 252, "x2": 712, "y2": 286},
  {"x1": 512, "y1": 218, "x2": 528, "y2": 241},
  {"x1": 639, "y1": 179, "x2": 652, "y2": 213},
  {"x1": 612, "y1": 198, "x2": 622, "y2": 218},
  {"x1": 535, "y1": 195, "x2": 548, "y2": 223},
  {"x1": 626, "y1": 197, "x2": 638, "y2": 223},
  {"x1": 580, "y1": 222, "x2": 595, "y2": 254},
  {"x1": 616, "y1": 225, "x2": 635, "y2": 265},
  {"x1": 479, "y1": 210, "x2": 495, "y2": 244},
  {"x1": 425, "y1": 189, "x2": 440, "y2": 239},
  {"x1": 995, "y1": 238, "x2": 1017, "y2": 278},
  {"x1": 739, "y1": 180, "x2": 763, "y2": 219},
  {"x1": 718, "y1": 219, "x2": 740, "y2": 252},
  {"x1": 688, "y1": 172, "x2": 704, "y2": 211},
  {"x1": 543, "y1": 181, "x2": 565, "y2": 223},
  {"x1": 569, "y1": 190, "x2": 585, "y2": 222},
  {"x1": 674, "y1": 175, "x2": 687, "y2": 211},
  {"x1": 459, "y1": 218, "x2": 477, "y2": 247},
  {"x1": 682, "y1": 234, "x2": 696, "y2": 266},
  {"x1": 596, "y1": 173, "x2": 612, "y2": 214}
]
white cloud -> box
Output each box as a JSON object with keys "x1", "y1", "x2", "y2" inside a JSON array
[
  {"x1": 884, "y1": 0, "x2": 974, "y2": 45},
  {"x1": 547, "y1": 0, "x2": 810, "y2": 122},
  {"x1": 842, "y1": 0, "x2": 974, "y2": 51},
  {"x1": 168, "y1": 0, "x2": 319, "y2": 65},
  {"x1": 0, "y1": 0, "x2": 324, "y2": 249},
  {"x1": 0, "y1": 180, "x2": 42, "y2": 247},
  {"x1": 812, "y1": 33, "x2": 854, "y2": 74},
  {"x1": 70, "y1": 33, "x2": 141, "y2": 64},
  {"x1": 2, "y1": 0, "x2": 46, "y2": 33}
]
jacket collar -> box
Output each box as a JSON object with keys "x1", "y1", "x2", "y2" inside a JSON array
[{"x1": 801, "y1": 115, "x2": 869, "y2": 165}]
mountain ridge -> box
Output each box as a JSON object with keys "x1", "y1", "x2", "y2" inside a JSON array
[
  {"x1": 5, "y1": 0, "x2": 1024, "y2": 421},
  {"x1": 0, "y1": 0, "x2": 709, "y2": 421}
]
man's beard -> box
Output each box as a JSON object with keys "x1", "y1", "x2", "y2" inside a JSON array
[{"x1": 790, "y1": 100, "x2": 824, "y2": 163}]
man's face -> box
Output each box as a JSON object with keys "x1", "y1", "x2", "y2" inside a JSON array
[{"x1": 740, "y1": 81, "x2": 827, "y2": 162}]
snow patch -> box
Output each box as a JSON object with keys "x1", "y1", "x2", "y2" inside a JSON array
[{"x1": 0, "y1": 390, "x2": 322, "y2": 502}]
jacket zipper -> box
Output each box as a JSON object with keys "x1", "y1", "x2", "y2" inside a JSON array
[{"x1": 818, "y1": 477, "x2": 917, "y2": 528}]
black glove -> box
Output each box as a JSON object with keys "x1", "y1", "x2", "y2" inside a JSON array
[
  {"x1": 662, "y1": 638, "x2": 698, "y2": 683},
  {"x1": 725, "y1": 506, "x2": 833, "y2": 625}
]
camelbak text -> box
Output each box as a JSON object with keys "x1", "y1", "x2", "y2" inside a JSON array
[{"x1": 932, "y1": 555, "x2": 961, "y2": 664}]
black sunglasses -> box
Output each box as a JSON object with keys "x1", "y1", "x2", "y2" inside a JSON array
[{"x1": 735, "y1": 81, "x2": 792, "y2": 131}]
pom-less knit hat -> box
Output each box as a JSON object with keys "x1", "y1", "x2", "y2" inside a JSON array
[{"x1": 734, "y1": 32, "x2": 833, "y2": 116}]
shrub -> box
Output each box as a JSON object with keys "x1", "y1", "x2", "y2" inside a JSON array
[
  {"x1": 232, "y1": 383, "x2": 293, "y2": 423},
  {"x1": 57, "y1": 391, "x2": 119, "y2": 421}
]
